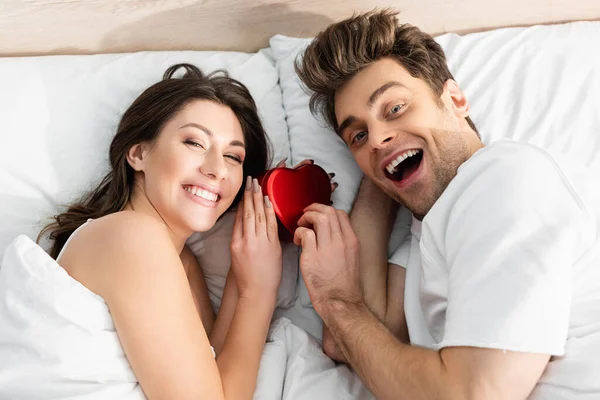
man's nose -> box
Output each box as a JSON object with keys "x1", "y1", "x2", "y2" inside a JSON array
[{"x1": 368, "y1": 123, "x2": 396, "y2": 150}]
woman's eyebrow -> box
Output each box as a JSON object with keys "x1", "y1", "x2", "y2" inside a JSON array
[{"x1": 179, "y1": 123, "x2": 245, "y2": 148}]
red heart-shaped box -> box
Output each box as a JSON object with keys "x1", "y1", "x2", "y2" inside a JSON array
[{"x1": 258, "y1": 164, "x2": 331, "y2": 242}]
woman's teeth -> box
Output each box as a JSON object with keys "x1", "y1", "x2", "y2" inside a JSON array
[{"x1": 184, "y1": 186, "x2": 219, "y2": 202}]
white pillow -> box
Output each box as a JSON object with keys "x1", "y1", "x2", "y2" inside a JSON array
[
  {"x1": 0, "y1": 50, "x2": 292, "y2": 306},
  {"x1": 186, "y1": 212, "x2": 300, "y2": 310},
  {"x1": 270, "y1": 36, "x2": 363, "y2": 215},
  {"x1": 270, "y1": 21, "x2": 600, "y2": 310},
  {"x1": 437, "y1": 21, "x2": 600, "y2": 166}
]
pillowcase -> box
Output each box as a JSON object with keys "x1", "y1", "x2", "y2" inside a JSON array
[
  {"x1": 0, "y1": 49, "x2": 293, "y2": 306},
  {"x1": 436, "y1": 21, "x2": 600, "y2": 167}
]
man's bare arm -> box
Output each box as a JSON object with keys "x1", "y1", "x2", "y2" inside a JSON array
[
  {"x1": 350, "y1": 177, "x2": 408, "y2": 339},
  {"x1": 324, "y1": 300, "x2": 549, "y2": 400}
]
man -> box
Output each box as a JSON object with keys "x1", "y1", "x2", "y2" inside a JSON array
[{"x1": 293, "y1": 10, "x2": 600, "y2": 399}]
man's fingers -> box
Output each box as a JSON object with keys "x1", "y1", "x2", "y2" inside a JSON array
[
  {"x1": 296, "y1": 210, "x2": 332, "y2": 247},
  {"x1": 336, "y1": 209, "x2": 354, "y2": 239},
  {"x1": 299, "y1": 205, "x2": 342, "y2": 237},
  {"x1": 303, "y1": 203, "x2": 333, "y2": 214},
  {"x1": 293, "y1": 227, "x2": 317, "y2": 252}
]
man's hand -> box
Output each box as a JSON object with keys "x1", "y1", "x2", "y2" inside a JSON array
[{"x1": 294, "y1": 204, "x2": 363, "y2": 318}]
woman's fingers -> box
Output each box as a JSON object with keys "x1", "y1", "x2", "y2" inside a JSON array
[
  {"x1": 327, "y1": 171, "x2": 337, "y2": 193},
  {"x1": 264, "y1": 195, "x2": 278, "y2": 242},
  {"x1": 275, "y1": 157, "x2": 288, "y2": 168},
  {"x1": 233, "y1": 200, "x2": 244, "y2": 239},
  {"x1": 252, "y1": 178, "x2": 267, "y2": 236},
  {"x1": 292, "y1": 159, "x2": 314, "y2": 168},
  {"x1": 243, "y1": 176, "x2": 255, "y2": 237}
]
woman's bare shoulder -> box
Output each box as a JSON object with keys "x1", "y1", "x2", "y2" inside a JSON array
[{"x1": 59, "y1": 211, "x2": 180, "y2": 296}]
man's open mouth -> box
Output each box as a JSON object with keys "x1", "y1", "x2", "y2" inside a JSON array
[{"x1": 383, "y1": 149, "x2": 423, "y2": 182}]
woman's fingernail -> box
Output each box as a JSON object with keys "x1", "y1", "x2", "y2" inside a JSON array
[
  {"x1": 277, "y1": 157, "x2": 288, "y2": 166},
  {"x1": 329, "y1": 201, "x2": 333, "y2": 205},
  {"x1": 333, "y1": 182, "x2": 339, "y2": 188},
  {"x1": 329, "y1": 172, "x2": 336, "y2": 178},
  {"x1": 309, "y1": 159, "x2": 314, "y2": 164},
  {"x1": 246, "y1": 176, "x2": 252, "y2": 191},
  {"x1": 264, "y1": 196, "x2": 272, "y2": 208},
  {"x1": 253, "y1": 178, "x2": 260, "y2": 193}
]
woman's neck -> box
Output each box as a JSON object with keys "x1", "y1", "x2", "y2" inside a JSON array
[{"x1": 124, "y1": 190, "x2": 190, "y2": 255}]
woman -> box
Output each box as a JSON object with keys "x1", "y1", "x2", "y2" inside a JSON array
[{"x1": 0, "y1": 64, "x2": 281, "y2": 399}]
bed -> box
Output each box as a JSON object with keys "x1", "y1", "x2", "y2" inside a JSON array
[{"x1": 1, "y1": 1, "x2": 600, "y2": 399}]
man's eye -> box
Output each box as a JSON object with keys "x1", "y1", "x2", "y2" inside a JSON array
[
  {"x1": 351, "y1": 131, "x2": 367, "y2": 144},
  {"x1": 389, "y1": 104, "x2": 404, "y2": 115}
]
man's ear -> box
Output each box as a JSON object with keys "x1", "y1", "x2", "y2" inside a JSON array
[
  {"x1": 126, "y1": 143, "x2": 147, "y2": 172},
  {"x1": 442, "y1": 79, "x2": 470, "y2": 118}
]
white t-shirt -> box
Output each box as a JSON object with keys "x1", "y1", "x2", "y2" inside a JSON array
[{"x1": 389, "y1": 139, "x2": 600, "y2": 398}]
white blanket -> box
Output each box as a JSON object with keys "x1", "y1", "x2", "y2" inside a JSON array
[
  {"x1": 0, "y1": 235, "x2": 371, "y2": 399},
  {"x1": 0, "y1": 235, "x2": 145, "y2": 400},
  {"x1": 255, "y1": 318, "x2": 374, "y2": 400}
]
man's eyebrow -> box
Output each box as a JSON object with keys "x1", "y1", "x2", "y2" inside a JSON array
[
  {"x1": 179, "y1": 123, "x2": 245, "y2": 148},
  {"x1": 336, "y1": 81, "x2": 407, "y2": 136},
  {"x1": 367, "y1": 81, "x2": 406, "y2": 107},
  {"x1": 336, "y1": 115, "x2": 357, "y2": 137}
]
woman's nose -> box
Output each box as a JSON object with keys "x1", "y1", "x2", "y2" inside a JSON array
[{"x1": 199, "y1": 150, "x2": 227, "y2": 180}]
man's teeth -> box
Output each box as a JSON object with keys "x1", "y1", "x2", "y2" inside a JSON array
[
  {"x1": 385, "y1": 150, "x2": 421, "y2": 174},
  {"x1": 184, "y1": 186, "x2": 219, "y2": 202}
]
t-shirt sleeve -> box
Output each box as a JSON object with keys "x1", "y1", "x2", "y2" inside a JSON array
[
  {"x1": 388, "y1": 206, "x2": 413, "y2": 268},
  {"x1": 435, "y1": 144, "x2": 592, "y2": 355}
]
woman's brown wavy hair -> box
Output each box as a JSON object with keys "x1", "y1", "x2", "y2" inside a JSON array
[{"x1": 38, "y1": 63, "x2": 271, "y2": 259}]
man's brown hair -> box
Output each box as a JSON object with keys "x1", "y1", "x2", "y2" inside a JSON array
[{"x1": 295, "y1": 9, "x2": 478, "y2": 134}]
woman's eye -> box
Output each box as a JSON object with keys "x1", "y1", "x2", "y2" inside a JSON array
[
  {"x1": 389, "y1": 104, "x2": 404, "y2": 115},
  {"x1": 225, "y1": 155, "x2": 243, "y2": 164},
  {"x1": 351, "y1": 131, "x2": 367, "y2": 144},
  {"x1": 185, "y1": 140, "x2": 205, "y2": 149}
]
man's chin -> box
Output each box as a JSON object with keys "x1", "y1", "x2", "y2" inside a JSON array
[
  {"x1": 387, "y1": 191, "x2": 429, "y2": 220},
  {"x1": 371, "y1": 177, "x2": 429, "y2": 217}
]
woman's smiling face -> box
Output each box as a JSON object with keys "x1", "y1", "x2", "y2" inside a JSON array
[{"x1": 130, "y1": 99, "x2": 246, "y2": 233}]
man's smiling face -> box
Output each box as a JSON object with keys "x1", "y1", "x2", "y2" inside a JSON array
[{"x1": 334, "y1": 58, "x2": 473, "y2": 219}]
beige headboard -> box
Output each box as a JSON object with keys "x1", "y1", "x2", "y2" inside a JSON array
[{"x1": 1, "y1": 0, "x2": 599, "y2": 56}]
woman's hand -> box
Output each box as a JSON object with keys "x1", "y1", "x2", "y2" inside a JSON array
[{"x1": 230, "y1": 176, "x2": 283, "y2": 301}]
